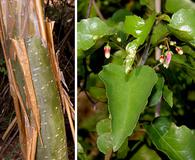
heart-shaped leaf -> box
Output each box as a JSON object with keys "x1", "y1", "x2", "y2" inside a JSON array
[
  {"x1": 145, "y1": 117, "x2": 195, "y2": 160},
  {"x1": 99, "y1": 64, "x2": 157, "y2": 151}
]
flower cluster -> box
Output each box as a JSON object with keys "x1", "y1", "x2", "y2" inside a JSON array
[{"x1": 159, "y1": 41, "x2": 183, "y2": 68}]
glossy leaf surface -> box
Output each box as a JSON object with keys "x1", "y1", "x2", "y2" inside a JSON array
[
  {"x1": 124, "y1": 15, "x2": 145, "y2": 38},
  {"x1": 123, "y1": 14, "x2": 155, "y2": 72},
  {"x1": 169, "y1": 9, "x2": 195, "y2": 47},
  {"x1": 99, "y1": 64, "x2": 157, "y2": 151},
  {"x1": 77, "y1": 17, "x2": 112, "y2": 51},
  {"x1": 124, "y1": 14, "x2": 155, "y2": 45},
  {"x1": 165, "y1": 0, "x2": 195, "y2": 13},
  {"x1": 145, "y1": 117, "x2": 195, "y2": 160}
]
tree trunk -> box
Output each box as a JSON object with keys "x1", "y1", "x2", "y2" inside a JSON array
[{"x1": 0, "y1": 0, "x2": 69, "y2": 159}]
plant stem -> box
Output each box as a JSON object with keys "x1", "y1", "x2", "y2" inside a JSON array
[
  {"x1": 138, "y1": 36, "x2": 152, "y2": 66},
  {"x1": 93, "y1": 0, "x2": 105, "y2": 20},
  {"x1": 155, "y1": 0, "x2": 162, "y2": 117},
  {"x1": 153, "y1": 63, "x2": 162, "y2": 70},
  {"x1": 155, "y1": 99, "x2": 162, "y2": 117},
  {"x1": 104, "y1": 149, "x2": 112, "y2": 160},
  {"x1": 155, "y1": 0, "x2": 161, "y2": 13},
  {"x1": 86, "y1": 0, "x2": 93, "y2": 18}
]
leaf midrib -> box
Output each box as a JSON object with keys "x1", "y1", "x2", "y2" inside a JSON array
[{"x1": 151, "y1": 124, "x2": 183, "y2": 160}]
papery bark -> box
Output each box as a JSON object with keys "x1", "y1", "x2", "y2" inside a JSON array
[{"x1": 0, "y1": 0, "x2": 69, "y2": 159}]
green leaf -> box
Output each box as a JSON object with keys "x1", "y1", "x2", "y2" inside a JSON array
[
  {"x1": 151, "y1": 23, "x2": 169, "y2": 45},
  {"x1": 140, "y1": 0, "x2": 150, "y2": 6},
  {"x1": 131, "y1": 145, "x2": 161, "y2": 160},
  {"x1": 124, "y1": 39, "x2": 139, "y2": 73},
  {"x1": 112, "y1": 50, "x2": 127, "y2": 65},
  {"x1": 97, "y1": 133, "x2": 113, "y2": 154},
  {"x1": 149, "y1": 76, "x2": 165, "y2": 106},
  {"x1": 145, "y1": 117, "x2": 195, "y2": 160},
  {"x1": 96, "y1": 118, "x2": 111, "y2": 135},
  {"x1": 77, "y1": 17, "x2": 112, "y2": 51},
  {"x1": 163, "y1": 85, "x2": 173, "y2": 108},
  {"x1": 158, "y1": 14, "x2": 171, "y2": 22},
  {"x1": 86, "y1": 73, "x2": 105, "y2": 88},
  {"x1": 109, "y1": 9, "x2": 132, "y2": 23},
  {"x1": 172, "y1": 54, "x2": 195, "y2": 70},
  {"x1": 171, "y1": 54, "x2": 195, "y2": 81},
  {"x1": 79, "y1": 101, "x2": 108, "y2": 131},
  {"x1": 77, "y1": 54, "x2": 85, "y2": 78},
  {"x1": 117, "y1": 138, "x2": 129, "y2": 159},
  {"x1": 169, "y1": 9, "x2": 195, "y2": 47},
  {"x1": 165, "y1": 0, "x2": 195, "y2": 13},
  {"x1": 96, "y1": 119, "x2": 112, "y2": 154},
  {"x1": 139, "y1": 14, "x2": 156, "y2": 44},
  {"x1": 87, "y1": 73, "x2": 107, "y2": 102},
  {"x1": 78, "y1": 142, "x2": 84, "y2": 153},
  {"x1": 124, "y1": 14, "x2": 155, "y2": 44},
  {"x1": 140, "y1": 0, "x2": 155, "y2": 10},
  {"x1": 124, "y1": 15, "x2": 145, "y2": 38},
  {"x1": 99, "y1": 64, "x2": 158, "y2": 151},
  {"x1": 88, "y1": 87, "x2": 107, "y2": 102},
  {"x1": 124, "y1": 14, "x2": 155, "y2": 73},
  {"x1": 78, "y1": 142, "x2": 89, "y2": 160},
  {"x1": 77, "y1": 32, "x2": 95, "y2": 51},
  {"x1": 182, "y1": 45, "x2": 195, "y2": 58}
]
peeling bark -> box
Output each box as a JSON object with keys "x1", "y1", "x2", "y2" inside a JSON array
[{"x1": 0, "y1": 0, "x2": 69, "y2": 159}]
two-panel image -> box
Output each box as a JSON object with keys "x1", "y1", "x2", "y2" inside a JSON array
[{"x1": 0, "y1": 0, "x2": 195, "y2": 159}]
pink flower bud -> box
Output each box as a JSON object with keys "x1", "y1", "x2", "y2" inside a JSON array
[
  {"x1": 104, "y1": 44, "x2": 111, "y2": 59},
  {"x1": 159, "y1": 55, "x2": 165, "y2": 63},
  {"x1": 166, "y1": 51, "x2": 172, "y2": 63},
  {"x1": 163, "y1": 51, "x2": 173, "y2": 68},
  {"x1": 175, "y1": 46, "x2": 183, "y2": 55}
]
